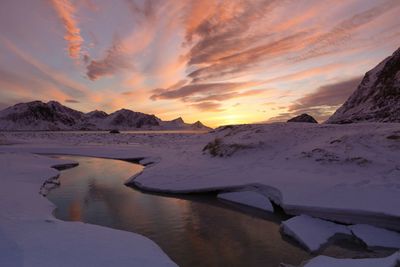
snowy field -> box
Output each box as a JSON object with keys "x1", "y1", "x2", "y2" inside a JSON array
[{"x1": 0, "y1": 122, "x2": 399, "y2": 266}]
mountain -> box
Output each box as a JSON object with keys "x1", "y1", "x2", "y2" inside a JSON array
[
  {"x1": 327, "y1": 47, "x2": 400, "y2": 124},
  {"x1": 0, "y1": 101, "x2": 211, "y2": 131},
  {"x1": 160, "y1": 117, "x2": 212, "y2": 131},
  {"x1": 0, "y1": 101, "x2": 84, "y2": 130},
  {"x1": 102, "y1": 109, "x2": 160, "y2": 129},
  {"x1": 287, "y1": 113, "x2": 318, "y2": 123},
  {"x1": 191, "y1": 121, "x2": 210, "y2": 130},
  {"x1": 86, "y1": 110, "x2": 108, "y2": 119}
]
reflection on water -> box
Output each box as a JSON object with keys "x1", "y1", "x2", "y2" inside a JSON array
[{"x1": 48, "y1": 156, "x2": 312, "y2": 266}]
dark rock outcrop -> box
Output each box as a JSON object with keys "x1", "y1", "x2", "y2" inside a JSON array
[
  {"x1": 327, "y1": 47, "x2": 400, "y2": 124},
  {"x1": 287, "y1": 114, "x2": 318, "y2": 123}
]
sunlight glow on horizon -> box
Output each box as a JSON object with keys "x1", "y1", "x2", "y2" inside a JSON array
[{"x1": 0, "y1": 0, "x2": 399, "y2": 127}]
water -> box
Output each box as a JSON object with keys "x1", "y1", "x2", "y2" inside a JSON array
[
  {"x1": 47, "y1": 156, "x2": 381, "y2": 267},
  {"x1": 4, "y1": 130, "x2": 208, "y2": 134}
]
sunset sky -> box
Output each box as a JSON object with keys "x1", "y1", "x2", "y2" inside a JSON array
[{"x1": 0, "y1": 0, "x2": 399, "y2": 127}]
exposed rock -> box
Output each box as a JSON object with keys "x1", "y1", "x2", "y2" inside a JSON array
[
  {"x1": 287, "y1": 114, "x2": 318, "y2": 123},
  {"x1": 105, "y1": 109, "x2": 160, "y2": 129},
  {"x1": 202, "y1": 138, "x2": 254, "y2": 157},
  {"x1": 191, "y1": 121, "x2": 211, "y2": 130},
  {"x1": 0, "y1": 100, "x2": 84, "y2": 130},
  {"x1": 0, "y1": 101, "x2": 212, "y2": 131},
  {"x1": 327, "y1": 47, "x2": 400, "y2": 124}
]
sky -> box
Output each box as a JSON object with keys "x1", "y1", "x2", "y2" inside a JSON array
[{"x1": 0, "y1": 0, "x2": 399, "y2": 127}]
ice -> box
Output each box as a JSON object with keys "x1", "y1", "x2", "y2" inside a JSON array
[
  {"x1": 303, "y1": 252, "x2": 400, "y2": 267},
  {"x1": 281, "y1": 215, "x2": 351, "y2": 252},
  {"x1": 218, "y1": 191, "x2": 274, "y2": 212},
  {"x1": 350, "y1": 224, "x2": 400, "y2": 249}
]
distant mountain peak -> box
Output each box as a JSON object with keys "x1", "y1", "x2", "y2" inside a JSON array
[
  {"x1": 327, "y1": 47, "x2": 400, "y2": 124},
  {"x1": 287, "y1": 114, "x2": 318, "y2": 123},
  {"x1": 192, "y1": 121, "x2": 208, "y2": 129},
  {"x1": 171, "y1": 117, "x2": 184, "y2": 124},
  {"x1": 0, "y1": 100, "x2": 212, "y2": 131},
  {"x1": 86, "y1": 110, "x2": 108, "y2": 119}
]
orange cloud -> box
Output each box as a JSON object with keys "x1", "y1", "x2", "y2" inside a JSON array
[{"x1": 49, "y1": 0, "x2": 83, "y2": 59}]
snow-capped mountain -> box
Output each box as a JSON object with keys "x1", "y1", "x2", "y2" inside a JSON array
[
  {"x1": 0, "y1": 101, "x2": 85, "y2": 130},
  {"x1": 159, "y1": 117, "x2": 212, "y2": 131},
  {"x1": 102, "y1": 109, "x2": 161, "y2": 130},
  {"x1": 0, "y1": 101, "x2": 211, "y2": 131},
  {"x1": 327, "y1": 47, "x2": 400, "y2": 124}
]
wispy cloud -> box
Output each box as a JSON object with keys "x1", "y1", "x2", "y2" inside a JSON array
[
  {"x1": 190, "y1": 101, "x2": 224, "y2": 112},
  {"x1": 294, "y1": 0, "x2": 400, "y2": 61},
  {"x1": 184, "y1": 89, "x2": 265, "y2": 103},
  {"x1": 65, "y1": 99, "x2": 80, "y2": 103},
  {"x1": 0, "y1": 36, "x2": 88, "y2": 99},
  {"x1": 268, "y1": 76, "x2": 362, "y2": 122},
  {"x1": 1, "y1": 0, "x2": 399, "y2": 126},
  {"x1": 86, "y1": 37, "x2": 133, "y2": 80},
  {"x1": 49, "y1": 0, "x2": 84, "y2": 59},
  {"x1": 150, "y1": 80, "x2": 263, "y2": 100},
  {"x1": 289, "y1": 77, "x2": 362, "y2": 112}
]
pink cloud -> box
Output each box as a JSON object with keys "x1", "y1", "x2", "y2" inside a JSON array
[{"x1": 49, "y1": 0, "x2": 84, "y2": 59}]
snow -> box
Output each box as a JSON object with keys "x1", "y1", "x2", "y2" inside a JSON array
[
  {"x1": 1, "y1": 122, "x2": 400, "y2": 264},
  {"x1": 1, "y1": 122, "x2": 400, "y2": 231},
  {"x1": 302, "y1": 252, "x2": 400, "y2": 267},
  {"x1": 0, "y1": 100, "x2": 212, "y2": 131},
  {"x1": 217, "y1": 191, "x2": 274, "y2": 212},
  {"x1": 350, "y1": 224, "x2": 400, "y2": 249},
  {"x1": 326, "y1": 47, "x2": 400, "y2": 124},
  {"x1": 0, "y1": 152, "x2": 176, "y2": 267},
  {"x1": 281, "y1": 215, "x2": 351, "y2": 252}
]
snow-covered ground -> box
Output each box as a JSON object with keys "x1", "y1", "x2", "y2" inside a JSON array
[
  {"x1": 281, "y1": 215, "x2": 400, "y2": 252},
  {"x1": 0, "y1": 153, "x2": 176, "y2": 267},
  {"x1": 281, "y1": 215, "x2": 351, "y2": 252},
  {"x1": 1, "y1": 122, "x2": 399, "y2": 266},
  {"x1": 302, "y1": 252, "x2": 399, "y2": 267}
]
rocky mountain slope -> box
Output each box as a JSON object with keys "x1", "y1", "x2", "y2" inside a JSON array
[
  {"x1": 0, "y1": 101, "x2": 211, "y2": 131},
  {"x1": 327, "y1": 47, "x2": 400, "y2": 124},
  {"x1": 287, "y1": 113, "x2": 318, "y2": 123}
]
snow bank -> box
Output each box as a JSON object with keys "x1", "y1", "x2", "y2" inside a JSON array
[
  {"x1": 350, "y1": 224, "x2": 400, "y2": 249},
  {"x1": 1, "y1": 123, "x2": 400, "y2": 232},
  {"x1": 0, "y1": 152, "x2": 176, "y2": 267},
  {"x1": 281, "y1": 215, "x2": 351, "y2": 252},
  {"x1": 302, "y1": 252, "x2": 400, "y2": 267},
  {"x1": 217, "y1": 191, "x2": 274, "y2": 212},
  {"x1": 1, "y1": 123, "x2": 400, "y2": 264}
]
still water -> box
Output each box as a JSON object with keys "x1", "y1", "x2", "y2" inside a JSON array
[{"x1": 47, "y1": 156, "x2": 367, "y2": 267}]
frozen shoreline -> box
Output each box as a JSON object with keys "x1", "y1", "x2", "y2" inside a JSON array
[
  {"x1": 1, "y1": 123, "x2": 400, "y2": 266},
  {"x1": 0, "y1": 152, "x2": 176, "y2": 267},
  {"x1": 1, "y1": 123, "x2": 400, "y2": 230}
]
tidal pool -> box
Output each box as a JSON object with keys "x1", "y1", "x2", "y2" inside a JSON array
[{"x1": 47, "y1": 156, "x2": 382, "y2": 267}]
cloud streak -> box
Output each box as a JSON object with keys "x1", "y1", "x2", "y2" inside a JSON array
[
  {"x1": 268, "y1": 76, "x2": 362, "y2": 122},
  {"x1": 190, "y1": 101, "x2": 223, "y2": 112},
  {"x1": 49, "y1": 0, "x2": 84, "y2": 59},
  {"x1": 150, "y1": 80, "x2": 263, "y2": 100},
  {"x1": 289, "y1": 77, "x2": 362, "y2": 112}
]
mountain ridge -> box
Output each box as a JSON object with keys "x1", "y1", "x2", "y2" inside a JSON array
[
  {"x1": 327, "y1": 47, "x2": 400, "y2": 124},
  {"x1": 0, "y1": 101, "x2": 212, "y2": 131}
]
